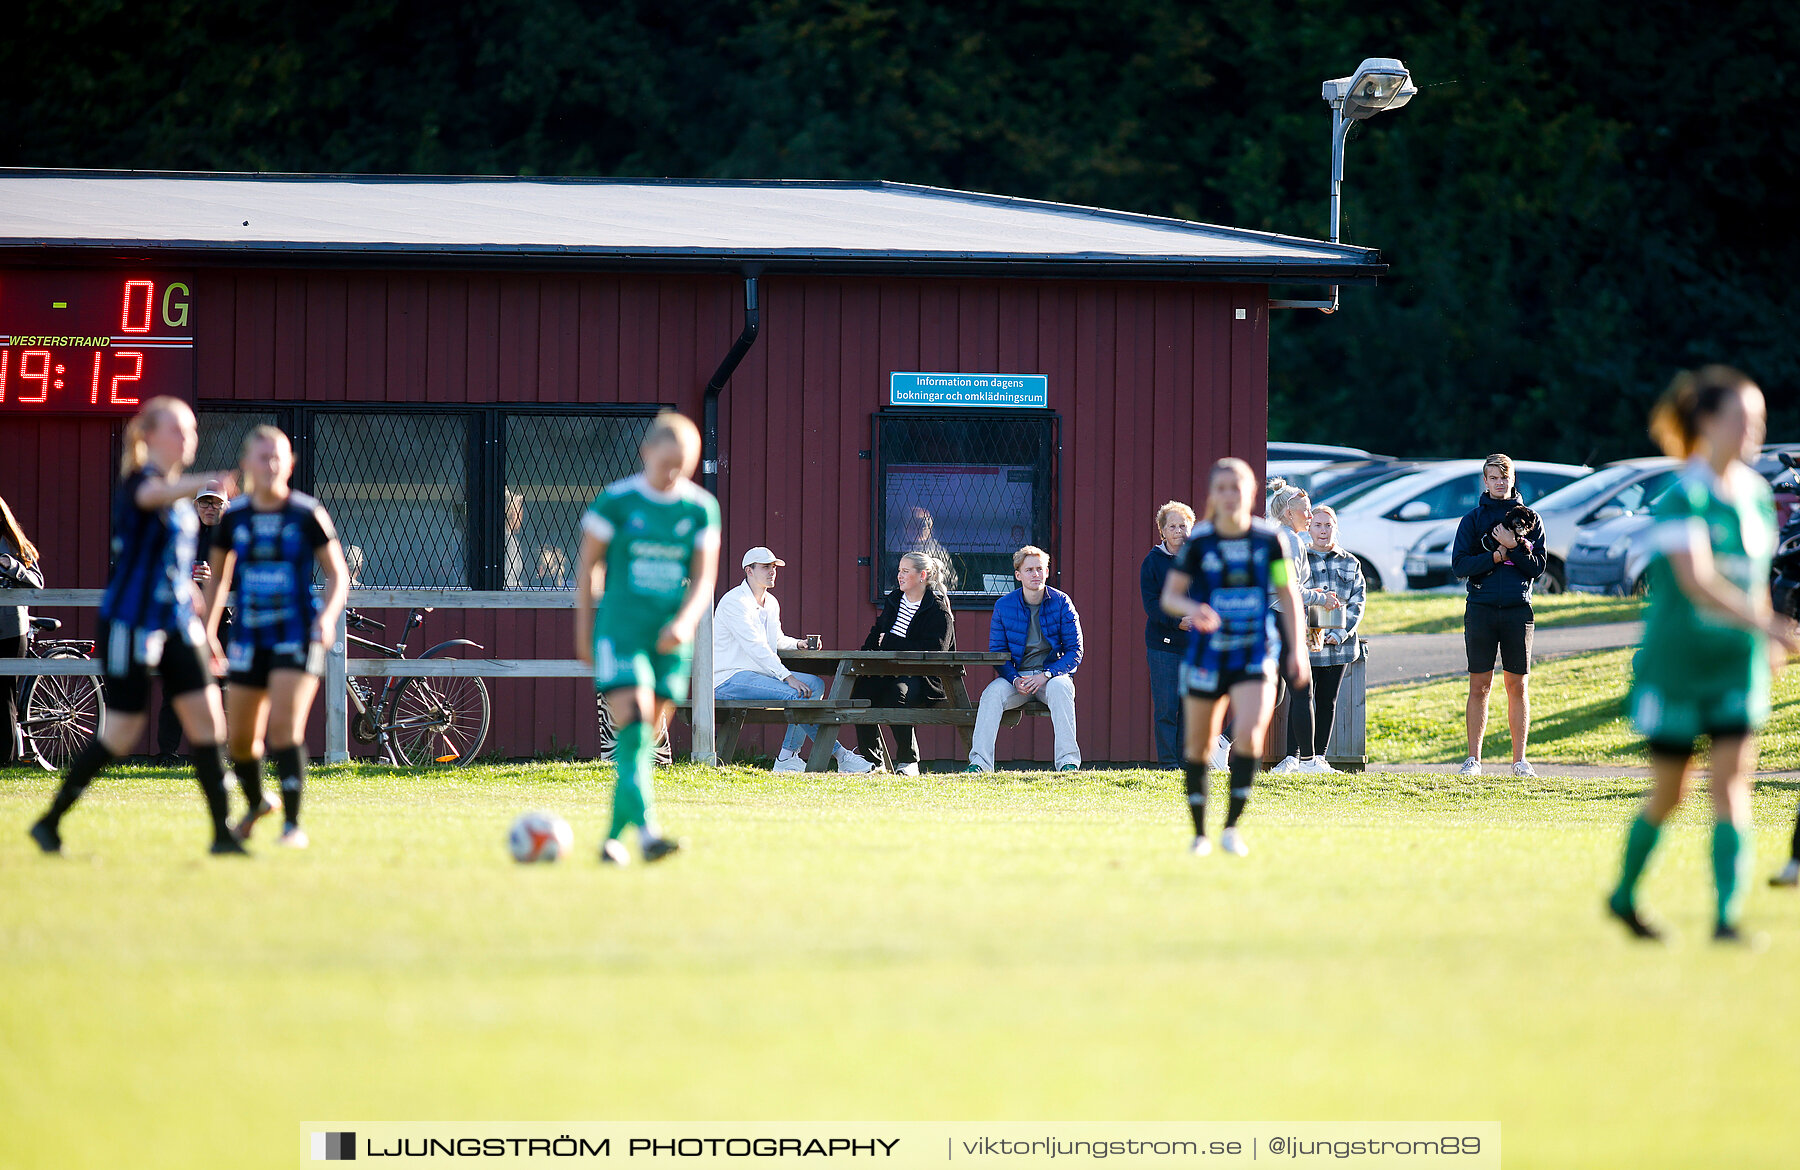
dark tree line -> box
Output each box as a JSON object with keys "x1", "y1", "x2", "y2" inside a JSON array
[{"x1": 4, "y1": 1, "x2": 1795, "y2": 461}]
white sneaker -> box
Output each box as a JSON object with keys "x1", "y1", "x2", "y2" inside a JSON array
[
  {"x1": 1299, "y1": 756, "x2": 1340, "y2": 774},
  {"x1": 1511, "y1": 759, "x2": 1537, "y2": 778},
  {"x1": 772, "y1": 754, "x2": 806, "y2": 773},
  {"x1": 1457, "y1": 756, "x2": 1482, "y2": 776},
  {"x1": 1209, "y1": 736, "x2": 1230, "y2": 770},
  {"x1": 1270, "y1": 756, "x2": 1301, "y2": 775},
  {"x1": 1189, "y1": 835, "x2": 1213, "y2": 856},
  {"x1": 1770, "y1": 859, "x2": 1800, "y2": 888},
  {"x1": 833, "y1": 745, "x2": 874, "y2": 774},
  {"x1": 896, "y1": 762, "x2": 921, "y2": 776},
  {"x1": 277, "y1": 826, "x2": 309, "y2": 849},
  {"x1": 1220, "y1": 827, "x2": 1249, "y2": 857}
]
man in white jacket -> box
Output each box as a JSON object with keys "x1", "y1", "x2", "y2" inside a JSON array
[{"x1": 713, "y1": 546, "x2": 871, "y2": 772}]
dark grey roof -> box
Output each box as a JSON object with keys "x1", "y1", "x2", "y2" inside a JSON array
[{"x1": 0, "y1": 170, "x2": 1383, "y2": 281}]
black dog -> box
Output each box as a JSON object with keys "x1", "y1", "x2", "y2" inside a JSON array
[{"x1": 1480, "y1": 503, "x2": 1542, "y2": 553}]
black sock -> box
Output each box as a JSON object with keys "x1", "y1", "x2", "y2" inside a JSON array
[
  {"x1": 1225, "y1": 753, "x2": 1256, "y2": 828},
  {"x1": 192, "y1": 743, "x2": 233, "y2": 841},
  {"x1": 272, "y1": 744, "x2": 305, "y2": 827},
  {"x1": 234, "y1": 756, "x2": 265, "y2": 812},
  {"x1": 1183, "y1": 761, "x2": 1210, "y2": 836},
  {"x1": 1789, "y1": 802, "x2": 1800, "y2": 864},
  {"x1": 43, "y1": 740, "x2": 113, "y2": 826}
]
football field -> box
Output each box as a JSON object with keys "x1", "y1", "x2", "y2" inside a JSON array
[{"x1": 1, "y1": 762, "x2": 1794, "y2": 1169}]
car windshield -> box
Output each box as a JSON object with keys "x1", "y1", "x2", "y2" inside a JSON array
[
  {"x1": 1530, "y1": 465, "x2": 1642, "y2": 513},
  {"x1": 1321, "y1": 466, "x2": 1425, "y2": 507}
]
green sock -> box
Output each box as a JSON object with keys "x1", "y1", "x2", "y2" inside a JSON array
[
  {"x1": 1711, "y1": 820, "x2": 1751, "y2": 930},
  {"x1": 1611, "y1": 813, "x2": 1662, "y2": 912},
  {"x1": 608, "y1": 722, "x2": 652, "y2": 840}
]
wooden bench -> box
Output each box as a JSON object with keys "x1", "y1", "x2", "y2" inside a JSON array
[{"x1": 672, "y1": 698, "x2": 871, "y2": 762}]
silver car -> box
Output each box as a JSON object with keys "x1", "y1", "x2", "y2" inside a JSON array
[{"x1": 1403, "y1": 457, "x2": 1679, "y2": 592}]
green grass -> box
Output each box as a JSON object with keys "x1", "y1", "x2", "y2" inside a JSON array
[
  {"x1": 1361, "y1": 592, "x2": 1645, "y2": 635},
  {"x1": 1368, "y1": 648, "x2": 1800, "y2": 770},
  {"x1": 3, "y1": 762, "x2": 1797, "y2": 1169}
]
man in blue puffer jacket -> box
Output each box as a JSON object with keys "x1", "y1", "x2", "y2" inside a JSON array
[{"x1": 966, "y1": 545, "x2": 1084, "y2": 772}]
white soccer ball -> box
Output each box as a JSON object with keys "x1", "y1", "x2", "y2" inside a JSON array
[{"x1": 508, "y1": 810, "x2": 574, "y2": 863}]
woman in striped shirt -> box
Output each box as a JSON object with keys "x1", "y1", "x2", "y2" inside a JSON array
[{"x1": 850, "y1": 552, "x2": 955, "y2": 774}]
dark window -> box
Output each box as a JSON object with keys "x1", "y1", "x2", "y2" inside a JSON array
[
  {"x1": 503, "y1": 414, "x2": 655, "y2": 590},
  {"x1": 874, "y1": 411, "x2": 1059, "y2": 607},
  {"x1": 313, "y1": 412, "x2": 472, "y2": 589},
  {"x1": 191, "y1": 404, "x2": 661, "y2": 590},
  {"x1": 1514, "y1": 470, "x2": 1582, "y2": 505}
]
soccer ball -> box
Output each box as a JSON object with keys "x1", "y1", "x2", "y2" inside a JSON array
[{"x1": 508, "y1": 810, "x2": 574, "y2": 863}]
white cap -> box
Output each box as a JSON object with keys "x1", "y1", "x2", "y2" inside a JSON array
[{"x1": 741, "y1": 546, "x2": 786, "y2": 568}]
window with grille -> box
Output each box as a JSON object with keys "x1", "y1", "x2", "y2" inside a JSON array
[
  {"x1": 313, "y1": 412, "x2": 471, "y2": 589},
  {"x1": 873, "y1": 411, "x2": 1059, "y2": 607},
  {"x1": 503, "y1": 414, "x2": 654, "y2": 589},
  {"x1": 188, "y1": 404, "x2": 662, "y2": 589}
]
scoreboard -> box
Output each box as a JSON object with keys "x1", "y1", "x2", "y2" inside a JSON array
[{"x1": 0, "y1": 271, "x2": 194, "y2": 414}]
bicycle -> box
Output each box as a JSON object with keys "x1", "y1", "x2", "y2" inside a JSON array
[
  {"x1": 344, "y1": 607, "x2": 491, "y2": 767},
  {"x1": 17, "y1": 616, "x2": 105, "y2": 771}
]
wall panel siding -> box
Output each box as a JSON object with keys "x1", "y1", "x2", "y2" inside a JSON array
[{"x1": 4, "y1": 268, "x2": 1266, "y2": 764}]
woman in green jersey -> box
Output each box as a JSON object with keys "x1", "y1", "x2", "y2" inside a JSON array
[{"x1": 1608, "y1": 366, "x2": 1798, "y2": 943}]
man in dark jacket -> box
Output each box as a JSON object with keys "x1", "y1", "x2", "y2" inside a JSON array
[
  {"x1": 1450, "y1": 453, "x2": 1547, "y2": 777},
  {"x1": 967, "y1": 545, "x2": 1083, "y2": 771}
]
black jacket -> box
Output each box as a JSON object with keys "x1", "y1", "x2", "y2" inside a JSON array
[
  {"x1": 1451, "y1": 491, "x2": 1547, "y2": 607},
  {"x1": 1140, "y1": 543, "x2": 1185, "y2": 655},
  {"x1": 862, "y1": 588, "x2": 957, "y2": 702}
]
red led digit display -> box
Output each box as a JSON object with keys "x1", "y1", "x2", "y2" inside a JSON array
[{"x1": 0, "y1": 271, "x2": 193, "y2": 414}]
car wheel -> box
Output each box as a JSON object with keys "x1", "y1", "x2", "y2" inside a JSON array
[
  {"x1": 1541, "y1": 557, "x2": 1566, "y2": 594},
  {"x1": 1356, "y1": 556, "x2": 1384, "y2": 592},
  {"x1": 1628, "y1": 573, "x2": 1648, "y2": 598}
]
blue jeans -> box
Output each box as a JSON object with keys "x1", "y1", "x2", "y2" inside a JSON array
[
  {"x1": 714, "y1": 669, "x2": 828, "y2": 754},
  {"x1": 1148, "y1": 649, "x2": 1185, "y2": 767}
]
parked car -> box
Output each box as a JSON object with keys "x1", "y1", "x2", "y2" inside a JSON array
[
  {"x1": 1307, "y1": 459, "x2": 1420, "y2": 502},
  {"x1": 1267, "y1": 442, "x2": 1390, "y2": 487},
  {"x1": 1334, "y1": 459, "x2": 1590, "y2": 592},
  {"x1": 1566, "y1": 509, "x2": 1659, "y2": 596},
  {"x1": 1568, "y1": 446, "x2": 1800, "y2": 596},
  {"x1": 1403, "y1": 457, "x2": 1679, "y2": 591}
]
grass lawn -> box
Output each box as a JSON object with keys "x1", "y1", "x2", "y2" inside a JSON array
[
  {"x1": 1367, "y1": 647, "x2": 1800, "y2": 770},
  {"x1": 1361, "y1": 592, "x2": 1644, "y2": 636},
  {"x1": 2, "y1": 762, "x2": 1797, "y2": 1169}
]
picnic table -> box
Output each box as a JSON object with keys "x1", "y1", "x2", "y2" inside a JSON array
[
  {"x1": 777, "y1": 648, "x2": 1012, "y2": 772},
  {"x1": 676, "y1": 649, "x2": 1020, "y2": 771}
]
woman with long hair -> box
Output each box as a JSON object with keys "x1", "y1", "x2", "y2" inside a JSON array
[
  {"x1": 851, "y1": 551, "x2": 956, "y2": 773},
  {"x1": 0, "y1": 494, "x2": 46, "y2": 766},
  {"x1": 1607, "y1": 366, "x2": 1798, "y2": 942},
  {"x1": 30, "y1": 397, "x2": 242, "y2": 855},
  {"x1": 1160, "y1": 458, "x2": 1309, "y2": 857},
  {"x1": 202, "y1": 426, "x2": 349, "y2": 848}
]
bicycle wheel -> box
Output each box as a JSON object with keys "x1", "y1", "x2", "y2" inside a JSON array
[
  {"x1": 383, "y1": 671, "x2": 490, "y2": 766},
  {"x1": 20, "y1": 653, "x2": 105, "y2": 771}
]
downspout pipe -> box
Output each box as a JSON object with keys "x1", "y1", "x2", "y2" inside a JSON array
[{"x1": 702, "y1": 274, "x2": 761, "y2": 498}]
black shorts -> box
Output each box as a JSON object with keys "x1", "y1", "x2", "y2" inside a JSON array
[
  {"x1": 1465, "y1": 603, "x2": 1534, "y2": 675},
  {"x1": 99, "y1": 626, "x2": 213, "y2": 714},
  {"x1": 226, "y1": 640, "x2": 326, "y2": 688},
  {"x1": 1180, "y1": 661, "x2": 1272, "y2": 700}
]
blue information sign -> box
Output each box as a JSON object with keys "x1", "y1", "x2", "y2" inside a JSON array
[{"x1": 889, "y1": 372, "x2": 1048, "y2": 409}]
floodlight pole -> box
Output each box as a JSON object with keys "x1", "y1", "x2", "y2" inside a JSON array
[{"x1": 1270, "y1": 101, "x2": 1353, "y2": 313}]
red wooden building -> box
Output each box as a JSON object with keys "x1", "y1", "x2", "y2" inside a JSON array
[{"x1": 0, "y1": 172, "x2": 1383, "y2": 764}]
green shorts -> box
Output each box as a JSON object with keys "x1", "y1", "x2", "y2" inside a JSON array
[
  {"x1": 1629, "y1": 682, "x2": 1766, "y2": 745},
  {"x1": 594, "y1": 633, "x2": 692, "y2": 702}
]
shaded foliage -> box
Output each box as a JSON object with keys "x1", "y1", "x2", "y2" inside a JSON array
[{"x1": 3, "y1": 0, "x2": 1794, "y2": 460}]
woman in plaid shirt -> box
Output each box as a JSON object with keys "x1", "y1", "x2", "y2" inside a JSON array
[{"x1": 1301, "y1": 505, "x2": 1366, "y2": 765}]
